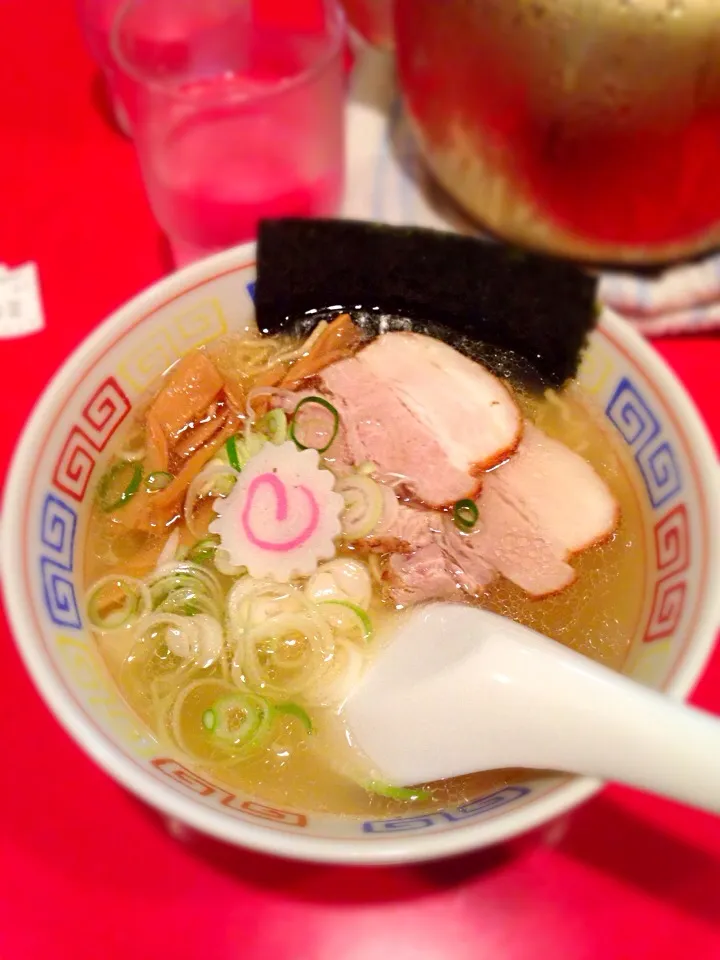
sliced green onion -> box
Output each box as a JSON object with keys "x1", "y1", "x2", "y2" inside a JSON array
[
  {"x1": 273, "y1": 702, "x2": 313, "y2": 734},
  {"x1": 225, "y1": 435, "x2": 242, "y2": 472},
  {"x1": 145, "y1": 470, "x2": 173, "y2": 492},
  {"x1": 290, "y1": 396, "x2": 339, "y2": 454},
  {"x1": 213, "y1": 548, "x2": 248, "y2": 578},
  {"x1": 226, "y1": 579, "x2": 305, "y2": 639},
  {"x1": 202, "y1": 708, "x2": 217, "y2": 731},
  {"x1": 97, "y1": 460, "x2": 143, "y2": 512},
  {"x1": 335, "y1": 475, "x2": 383, "y2": 539},
  {"x1": 257, "y1": 409, "x2": 288, "y2": 445},
  {"x1": 320, "y1": 599, "x2": 372, "y2": 643},
  {"x1": 184, "y1": 463, "x2": 237, "y2": 542},
  {"x1": 118, "y1": 436, "x2": 146, "y2": 462},
  {"x1": 158, "y1": 587, "x2": 218, "y2": 618},
  {"x1": 203, "y1": 692, "x2": 273, "y2": 748},
  {"x1": 225, "y1": 433, "x2": 266, "y2": 472},
  {"x1": 304, "y1": 558, "x2": 373, "y2": 609},
  {"x1": 150, "y1": 574, "x2": 210, "y2": 605},
  {"x1": 86, "y1": 575, "x2": 151, "y2": 632},
  {"x1": 210, "y1": 473, "x2": 236, "y2": 496},
  {"x1": 188, "y1": 536, "x2": 221, "y2": 564},
  {"x1": 366, "y1": 781, "x2": 431, "y2": 802},
  {"x1": 240, "y1": 611, "x2": 334, "y2": 699},
  {"x1": 241, "y1": 433, "x2": 267, "y2": 464},
  {"x1": 453, "y1": 498, "x2": 479, "y2": 531},
  {"x1": 138, "y1": 612, "x2": 222, "y2": 666},
  {"x1": 147, "y1": 562, "x2": 223, "y2": 619},
  {"x1": 135, "y1": 612, "x2": 201, "y2": 662}
]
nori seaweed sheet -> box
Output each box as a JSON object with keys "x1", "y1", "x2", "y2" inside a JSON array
[{"x1": 254, "y1": 219, "x2": 599, "y2": 387}]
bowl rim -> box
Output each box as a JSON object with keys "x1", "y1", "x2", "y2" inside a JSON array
[{"x1": 2, "y1": 241, "x2": 719, "y2": 865}]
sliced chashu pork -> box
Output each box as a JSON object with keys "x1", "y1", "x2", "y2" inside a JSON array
[
  {"x1": 364, "y1": 493, "x2": 439, "y2": 554},
  {"x1": 385, "y1": 545, "x2": 463, "y2": 607},
  {"x1": 462, "y1": 422, "x2": 618, "y2": 598},
  {"x1": 486, "y1": 422, "x2": 619, "y2": 554},
  {"x1": 275, "y1": 331, "x2": 616, "y2": 601},
  {"x1": 358, "y1": 332, "x2": 522, "y2": 472},
  {"x1": 457, "y1": 486, "x2": 576, "y2": 598},
  {"x1": 319, "y1": 332, "x2": 522, "y2": 508},
  {"x1": 381, "y1": 520, "x2": 497, "y2": 606},
  {"x1": 379, "y1": 422, "x2": 618, "y2": 603},
  {"x1": 320, "y1": 358, "x2": 476, "y2": 507}
]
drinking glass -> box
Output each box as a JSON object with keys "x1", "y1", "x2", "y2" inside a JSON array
[
  {"x1": 112, "y1": 0, "x2": 346, "y2": 267},
  {"x1": 395, "y1": 0, "x2": 720, "y2": 265},
  {"x1": 77, "y1": 0, "x2": 133, "y2": 134}
]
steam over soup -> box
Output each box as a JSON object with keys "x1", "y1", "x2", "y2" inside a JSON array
[{"x1": 85, "y1": 315, "x2": 646, "y2": 816}]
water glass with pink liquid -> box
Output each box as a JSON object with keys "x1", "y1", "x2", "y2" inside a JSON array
[
  {"x1": 111, "y1": 0, "x2": 346, "y2": 266},
  {"x1": 77, "y1": 0, "x2": 134, "y2": 134}
]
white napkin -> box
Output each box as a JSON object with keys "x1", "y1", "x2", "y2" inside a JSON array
[
  {"x1": 342, "y1": 47, "x2": 720, "y2": 338},
  {"x1": 0, "y1": 261, "x2": 46, "y2": 340}
]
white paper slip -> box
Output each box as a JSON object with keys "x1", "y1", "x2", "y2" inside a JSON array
[{"x1": 0, "y1": 261, "x2": 46, "y2": 339}]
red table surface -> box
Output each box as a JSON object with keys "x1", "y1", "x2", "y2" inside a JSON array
[{"x1": 2, "y1": 2, "x2": 720, "y2": 958}]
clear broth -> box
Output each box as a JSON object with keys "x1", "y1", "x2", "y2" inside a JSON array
[{"x1": 85, "y1": 330, "x2": 647, "y2": 817}]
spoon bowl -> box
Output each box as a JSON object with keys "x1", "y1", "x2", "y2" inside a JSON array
[{"x1": 342, "y1": 602, "x2": 720, "y2": 814}]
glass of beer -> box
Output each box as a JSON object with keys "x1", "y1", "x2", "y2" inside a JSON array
[{"x1": 394, "y1": 0, "x2": 720, "y2": 264}]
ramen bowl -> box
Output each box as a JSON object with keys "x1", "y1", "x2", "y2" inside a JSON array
[{"x1": 2, "y1": 242, "x2": 719, "y2": 864}]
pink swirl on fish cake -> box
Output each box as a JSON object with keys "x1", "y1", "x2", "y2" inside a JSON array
[
  {"x1": 241, "y1": 473, "x2": 320, "y2": 552},
  {"x1": 210, "y1": 440, "x2": 344, "y2": 581}
]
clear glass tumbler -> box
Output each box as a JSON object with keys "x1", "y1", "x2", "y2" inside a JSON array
[
  {"x1": 112, "y1": 0, "x2": 346, "y2": 267},
  {"x1": 77, "y1": 0, "x2": 133, "y2": 134}
]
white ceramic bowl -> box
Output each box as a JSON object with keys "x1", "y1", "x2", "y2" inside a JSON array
[{"x1": 3, "y1": 242, "x2": 719, "y2": 864}]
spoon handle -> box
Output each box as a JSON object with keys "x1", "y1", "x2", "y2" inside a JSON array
[
  {"x1": 555, "y1": 685, "x2": 720, "y2": 811},
  {"x1": 498, "y1": 636, "x2": 720, "y2": 812}
]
